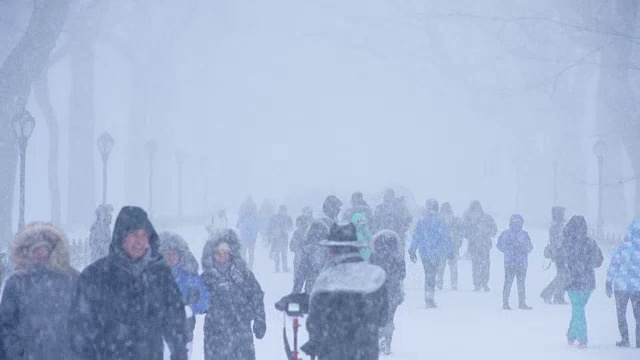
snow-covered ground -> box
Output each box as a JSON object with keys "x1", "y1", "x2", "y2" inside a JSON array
[{"x1": 172, "y1": 225, "x2": 636, "y2": 360}]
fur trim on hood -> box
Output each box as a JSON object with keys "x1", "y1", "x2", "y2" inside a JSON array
[
  {"x1": 158, "y1": 231, "x2": 199, "y2": 273},
  {"x1": 11, "y1": 222, "x2": 76, "y2": 274},
  {"x1": 201, "y1": 228, "x2": 243, "y2": 272}
]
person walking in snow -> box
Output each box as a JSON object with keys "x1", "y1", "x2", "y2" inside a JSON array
[
  {"x1": 201, "y1": 229, "x2": 266, "y2": 360},
  {"x1": 373, "y1": 190, "x2": 413, "y2": 253},
  {"x1": 558, "y1": 215, "x2": 603, "y2": 349},
  {"x1": 370, "y1": 230, "x2": 406, "y2": 355},
  {"x1": 292, "y1": 195, "x2": 342, "y2": 293},
  {"x1": 497, "y1": 214, "x2": 533, "y2": 310},
  {"x1": 302, "y1": 223, "x2": 388, "y2": 360},
  {"x1": 606, "y1": 220, "x2": 640, "y2": 348},
  {"x1": 159, "y1": 232, "x2": 209, "y2": 359},
  {"x1": 88, "y1": 203, "x2": 114, "y2": 263},
  {"x1": 68, "y1": 206, "x2": 188, "y2": 360},
  {"x1": 0, "y1": 223, "x2": 79, "y2": 360},
  {"x1": 408, "y1": 199, "x2": 451, "y2": 308},
  {"x1": 437, "y1": 202, "x2": 464, "y2": 290},
  {"x1": 290, "y1": 213, "x2": 313, "y2": 288},
  {"x1": 236, "y1": 196, "x2": 260, "y2": 269},
  {"x1": 463, "y1": 200, "x2": 497, "y2": 292},
  {"x1": 343, "y1": 192, "x2": 374, "y2": 260},
  {"x1": 267, "y1": 205, "x2": 293, "y2": 272},
  {"x1": 541, "y1": 206, "x2": 569, "y2": 304}
]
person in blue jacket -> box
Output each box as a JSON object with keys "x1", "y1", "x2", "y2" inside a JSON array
[
  {"x1": 408, "y1": 199, "x2": 451, "y2": 308},
  {"x1": 606, "y1": 220, "x2": 640, "y2": 348},
  {"x1": 159, "y1": 232, "x2": 209, "y2": 359},
  {"x1": 497, "y1": 215, "x2": 533, "y2": 310}
]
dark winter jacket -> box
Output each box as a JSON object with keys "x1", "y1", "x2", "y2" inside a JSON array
[
  {"x1": 236, "y1": 199, "x2": 260, "y2": 244},
  {"x1": 89, "y1": 205, "x2": 113, "y2": 263},
  {"x1": 372, "y1": 200, "x2": 412, "y2": 238},
  {"x1": 68, "y1": 206, "x2": 188, "y2": 360},
  {"x1": 441, "y1": 208, "x2": 464, "y2": 259},
  {"x1": 302, "y1": 253, "x2": 388, "y2": 360},
  {"x1": 558, "y1": 216, "x2": 604, "y2": 291},
  {"x1": 409, "y1": 214, "x2": 451, "y2": 261},
  {"x1": 289, "y1": 218, "x2": 309, "y2": 253},
  {"x1": 201, "y1": 231, "x2": 266, "y2": 360},
  {"x1": 546, "y1": 207, "x2": 566, "y2": 261},
  {"x1": 159, "y1": 232, "x2": 209, "y2": 343},
  {"x1": 370, "y1": 230, "x2": 406, "y2": 309},
  {"x1": 0, "y1": 223, "x2": 79, "y2": 360},
  {"x1": 292, "y1": 217, "x2": 334, "y2": 293},
  {"x1": 267, "y1": 213, "x2": 293, "y2": 250},
  {"x1": 462, "y1": 202, "x2": 497, "y2": 256},
  {"x1": 496, "y1": 215, "x2": 533, "y2": 269}
]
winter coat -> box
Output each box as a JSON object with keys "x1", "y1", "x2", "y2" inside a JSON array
[
  {"x1": 0, "y1": 223, "x2": 78, "y2": 360},
  {"x1": 89, "y1": 220, "x2": 111, "y2": 263},
  {"x1": 606, "y1": 220, "x2": 640, "y2": 292},
  {"x1": 201, "y1": 233, "x2": 265, "y2": 360},
  {"x1": 442, "y1": 215, "x2": 464, "y2": 259},
  {"x1": 463, "y1": 209, "x2": 497, "y2": 256},
  {"x1": 342, "y1": 202, "x2": 373, "y2": 225},
  {"x1": 370, "y1": 230, "x2": 406, "y2": 309},
  {"x1": 237, "y1": 200, "x2": 260, "y2": 244},
  {"x1": 302, "y1": 253, "x2": 388, "y2": 360},
  {"x1": 68, "y1": 206, "x2": 188, "y2": 360},
  {"x1": 558, "y1": 216, "x2": 604, "y2": 291},
  {"x1": 497, "y1": 227, "x2": 533, "y2": 269},
  {"x1": 293, "y1": 217, "x2": 334, "y2": 293},
  {"x1": 409, "y1": 214, "x2": 451, "y2": 261},
  {"x1": 351, "y1": 212, "x2": 374, "y2": 260},
  {"x1": 159, "y1": 232, "x2": 209, "y2": 343},
  {"x1": 289, "y1": 225, "x2": 307, "y2": 253},
  {"x1": 372, "y1": 200, "x2": 412, "y2": 238},
  {"x1": 267, "y1": 213, "x2": 293, "y2": 251}
]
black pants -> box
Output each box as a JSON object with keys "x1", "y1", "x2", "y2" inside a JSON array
[
  {"x1": 540, "y1": 262, "x2": 567, "y2": 302},
  {"x1": 503, "y1": 264, "x2": 527, "y2": 306},
  {"x1": 615, "y1": 291, "x2": 640, "y2": 346},
  {"x1": 273, "y1": 248, "x2": 288, "y2": 272},
  {"x1": 420, "y1": 257, "x2": 439, "y2": 302},
  {"x1": 471, "y1": 251, "x2": 490, "y2": 289},
  {"x1": 437, "y1": 256, "x2": 458, "y2": 289}
]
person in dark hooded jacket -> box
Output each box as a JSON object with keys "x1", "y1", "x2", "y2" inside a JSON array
[
  {"x1": 267, "y1": 205, "x2": 293, "y2": 272},
  {"x1": 200, "y1": 229, "x2": 266, "y2": 360},
  {"x1": 292, "y1": 195, "x2": 342, "y2": 293},
  {"x1": 302, "y1": 223, "x2": 388, "y2": 360},
  {"x1": 0, "y1": 222, "x2": 79, "y2": 360},
  {"x1": 89, "y1": 204, "x2": 114, "y2": 262},
  {"x1": 437, "y1": 202, "x2": 464, "y2": 290},
  {"x1": 497, "y1": 215, "x2": 533, "y2": 310},
  {"x1": 68, "y1": 206, "x2": 188, "y2": 360},
  {"x1": 558, "y1": 215, "x2": 603, "y2": 348},
  {"x1": 236, "y1": 197, "x2": 260, "y2": 269},
  {"x1": 370, "y1": 230, "x2": 406, "y2": 355},
  {"x1": 463, "y1": 200, "x2": 497, "y2": 292},
  {"x1": 159, "y1": 232, "x2": 209, "y2": 359},
  {"x1": 541, "y1": 206, "x2": 568, "y2": 304},
  {"x1": 372, "y1": 189, "x2": 413, "y2": 253}
]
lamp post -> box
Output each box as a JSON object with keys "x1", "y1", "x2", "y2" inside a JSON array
[
  {"x1": 97, "y1": 132, "x2": 114, "y2": 205},
  {"x1": 593, "y1": 139, "x2": 607, "y2": 240},
  {"x1": 12, "y1": 110, "x2": 36, "y2": 231},
  {"x1": 145, "y1": 139, "x2": 157, "y2": 216}
]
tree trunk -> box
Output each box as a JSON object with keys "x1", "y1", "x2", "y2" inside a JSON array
[
  {"x1": 33, "y1": 75, "x2": 62, "y2": 226},
  {"x1": 0, "y1": 0, "x2": 69, "y2": 248}
]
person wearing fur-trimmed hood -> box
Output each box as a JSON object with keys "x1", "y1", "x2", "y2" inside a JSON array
[
  {"x1": 302, "y1": 223, "x2": 389, "y2": 360},
  {"x1": 68, "y1": 206, "x2": 188, "y2": 360},
  {"x1": 0, "y1": 222, "x2": 79, "y2": 360},
  {"x1": 159, "y1": 231, "x2": 209, "y2": 359},
  {"x1": 200, "y1": 229, "x2": 266, "y2": 360}
]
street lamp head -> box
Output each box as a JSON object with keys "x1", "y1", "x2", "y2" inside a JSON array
[
  {"x1": 593, "y1": 139, "x2": 607, "y2": 160},
  {"x1": 97, "y1": 132, "x2": 115, "y2": 159},
  {"x1": 12, "y1": 110, "x2": 36, "y2": 141}
]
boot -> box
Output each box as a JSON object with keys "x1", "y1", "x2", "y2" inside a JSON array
[
  {"x1": 518, "y1": 304, "x2": 533, "y2": 310},
  {"x1": 483, "y1": 285, "x2": 490, "y2": 292},
  {"x1": 425, "y1": 299, "x2": 438, "y2": 309},
  {"x1": 379, "y1": 337, "x2": 390, "y2": 355},
  {"x1": 616, "y1": 339, "x2": 630, "y2": 348},
  {"x1": 503, "y1": 303, "x2": 512, "y2": 310}
]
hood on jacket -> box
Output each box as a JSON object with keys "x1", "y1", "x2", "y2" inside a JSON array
[
  {"x1": 201, "y1": 228, "x2": 244, "y2": 272},
  {"x1": 509, "y1": 214, "x2": 524, "y2": 230},
  {"x1": 11, "y1": 222, "x2": 75, "y2": 274},
  {"x1": 563, "y1": 215, "x2": 588, "y2": 242},
  {"x1": 372, "y1": 230, "x2": 401, "y2": 256},
  {"x1": 552, "y1": 206, "x2": 566, "y2": 223},
  {"x1": 109, "y1": 206, "x2": 159, "y2": 258},
  {"x1": 158, "y1": 231, "x2": 199, "y2": 273},
  {"x1": 466, "y1": 200, "x2": 484, "y2": 218}
]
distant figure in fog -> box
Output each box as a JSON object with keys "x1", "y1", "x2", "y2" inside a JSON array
[
  {"x1": 236, "y1": 197, "x2": 260, "y2": 269},
  {"x1": 463, "y1": 201, "x2": 497, "y2": 292},
  {"x1": 267, "y1": 205, "x2": 293, "y2": 272},
  {"x1": 606, "y1": 220, "x2": 640, "y2": 348},
  {"x1": 343, "y1": 192, "x2": 374, "y2": 260},
  {"x1": 258, "y1": 199, "x2": 276, "y2": 245},
  {"x1": 558, "y1": 216, "x2": 603, "y2": 349},
  {"x1": 497, "y1": 215, "x2": 533, "y2": 310},
  {"x1": 89, "y1": 203, "x2": 114, "y2": 262},
  {"x1": 0, "y1": 223, "x2": 78, "y2": 360},
  {"x1": 201, "y1": 229, "x2": 266, "y2": 360},
  {"x1": 437, "y1": 202, "x2": 464, "y2": 291},
  {"x1": 541, "y1": 206, "x2": 568, "y2": 304},
  {"x1": 292, "y1": 195, "x2": 342, "y2": 293},
  {"x1": 373, "y1": 189, "x2": 413, "y2": 255},
  {"x1": 290, "y1": 213, "x2": 313, "y2": 287}
]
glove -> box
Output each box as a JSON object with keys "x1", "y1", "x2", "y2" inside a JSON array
[
  {"x1": 409, "y1": 252, "x2": 417, "y2": 263},
  {"x1": 185, "y1": 306, "x2": 194, "y2": 319},
  {"x1": 605, "y1": 282, "x2": 612, "y2": 298},
  {"x1": 253, "y1": 319, "x2": 266, "y2": 339}
]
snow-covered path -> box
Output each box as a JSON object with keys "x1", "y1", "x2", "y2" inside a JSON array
[{"x1": 174, "y1": 226, "x2": 636, "y2": 360}]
